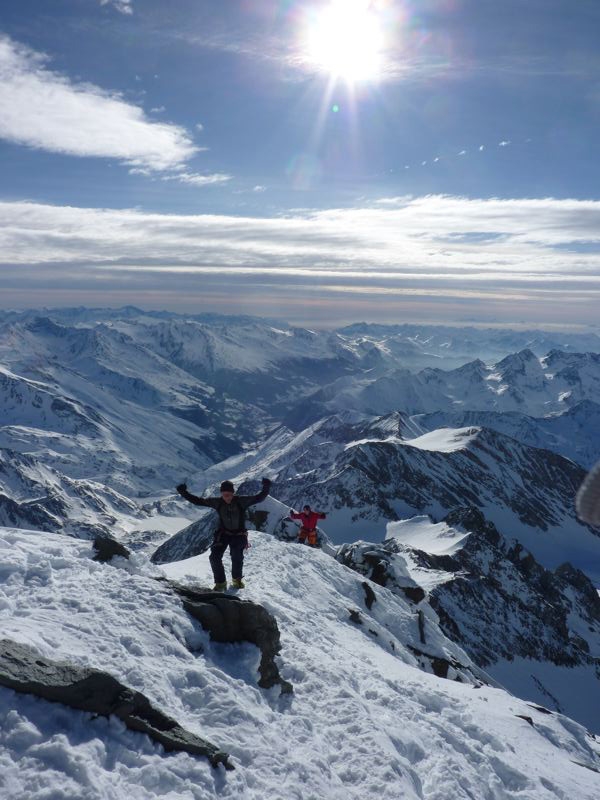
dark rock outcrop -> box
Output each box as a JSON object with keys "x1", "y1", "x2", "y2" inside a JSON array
[
  {"x1": 93, "y1": 535, "x2": 131, "y2": 563},
  {"x1": 151, "y1": 517, "x2": 213, "y2": 564},
  {"x1": 166, "y1": 581, "x2": 293, "y2": 695},
  {"x1": 337, "y1": 541, "x2": 425, "y2": 604},
  {"x1": 0, "y1": 639, "x2": 232, "y2": 769},
  {"x1": 361, "y1": 581, "x2": 376, "y2": 610}
]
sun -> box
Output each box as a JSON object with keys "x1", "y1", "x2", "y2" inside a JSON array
[{"x1": 305, "y1": 1, "x2": 385, "y2": 83}]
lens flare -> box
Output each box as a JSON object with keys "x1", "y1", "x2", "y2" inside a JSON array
[{"x1": 305, "y1": 1, "x2": 385, "y2": 83}]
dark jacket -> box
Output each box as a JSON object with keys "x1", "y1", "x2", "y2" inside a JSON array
[{"x1": 177, "y1": 480, "x2": 271, "y2": 534}]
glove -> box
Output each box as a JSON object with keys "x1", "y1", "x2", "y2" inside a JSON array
[
  {"x1": 262, "y1": 477, "x2": 272, "y2": 489},
  {"x1": 289, "y1": 508, "x2": 295, "y2": 516},
  {"x1": 176, "y1": 483, "x2": 187, "y2": 495}
]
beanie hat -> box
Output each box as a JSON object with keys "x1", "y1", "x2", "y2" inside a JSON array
[{"x1": 220, "y1": 480, "x2": 235, "y2": 493}]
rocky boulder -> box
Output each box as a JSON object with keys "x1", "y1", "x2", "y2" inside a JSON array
[
  {"x1": 165, "y1": 581, "x2": 293, "y2": 695},
  {"x1": 0, "y1": 639, "x2": 232, "y2": 769}
]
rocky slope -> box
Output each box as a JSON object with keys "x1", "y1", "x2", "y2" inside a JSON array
[{"x1": 338, "y1": 507, "x2": 600, "y2": 733}]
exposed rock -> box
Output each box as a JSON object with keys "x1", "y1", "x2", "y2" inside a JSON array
[
  {"x1": 165, "y1": 581, "x2": 293, "y2": 695},
  {"x1": 93, "y1": 535, "x2": 131, "y2": 563},
  {"x1": 0, "y1": 639, "x2": 232, "y2": 770},
  {"x1": 411, "y1": 508, "x2": 600, "y2": 670},
  {"x1": 515, "y1": 715, "x2": 534, "y2": 727},
  {"x1": 361, "y1": 581, "x2": 376, "y2": 610},
  {"x1": 151, "y1": 517, "x2": 214, "y2": 564},
  {"x1": 406, "y1": 644, "x2": 465, "y2": 682},
  {"x1": 337, "y1": 541, "x2": 425, "y2": 604}
]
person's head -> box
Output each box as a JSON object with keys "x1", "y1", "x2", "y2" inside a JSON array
[
  {"x1": 220, "y1": 480, "x2": 235, "y2": 504},
  {"x1": 303, "y1": 504, "x2": 311, "y2": 513}
]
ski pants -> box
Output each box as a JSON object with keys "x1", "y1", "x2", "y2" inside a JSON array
[
  {"x1": 209, "y1": 531, "x2": 247, "y2": 583},
  {"x1": 298, "y1": 527, "x2": 318, "y2": 547}
]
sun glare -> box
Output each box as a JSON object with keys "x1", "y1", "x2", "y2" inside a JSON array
[{"x1": 305, "y1": 1, "x2": 385, "y2": 83}]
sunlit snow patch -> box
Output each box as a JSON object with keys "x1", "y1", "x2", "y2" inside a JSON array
[{"x1": 403, "y1": 426, "x2": 480, "y2": 453}]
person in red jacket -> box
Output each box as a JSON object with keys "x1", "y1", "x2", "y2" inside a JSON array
[{"x1": 289, "y1": 505, "x2": 327, "y2": 547}]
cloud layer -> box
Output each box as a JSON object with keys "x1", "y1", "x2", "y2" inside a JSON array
[
  {"x1": 1, "y1": 195, "x2": 599, "y2": 326},
  {"x1": 0, "y1": 35, "x2": 196, "y2": 171}
]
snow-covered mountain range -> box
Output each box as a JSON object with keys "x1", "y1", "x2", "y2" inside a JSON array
[{"x1": 1, "y1": 307, "x2": 600, "y2": 796}]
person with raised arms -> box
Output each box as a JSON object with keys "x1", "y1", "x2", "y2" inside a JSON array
[{"x1": 176, "y1": 478, "x2": 271, "y2": 590}]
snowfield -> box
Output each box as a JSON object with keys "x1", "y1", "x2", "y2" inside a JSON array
[{"x1": 1, "y1": 527, "x2": 599, "y2": 799}]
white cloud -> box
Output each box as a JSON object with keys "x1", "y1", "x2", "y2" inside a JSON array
[
  {"x1": 253, "y1": 185, "x2": 267, "y2": 193},
  {"x1": 150, "y1": 106, "x2": 166, "y2": 114},
  {"x1": 1, "y1": 195, "x2": 600, "y2": 274},
  {"x1": 161, "y1": 172, "x2": 232, "y2": 186},
  {"x1": 196, "y1": 123, "x2": 205, "y2": 132},
  {"x1": 0, "y1": 35, "x2": 197, "y2": 171},
  {"x1": 499, "y1": 140, "x2": 511, "y2": 147},
  {"x1": 100, "y1": 0, "x2": 133, "y2": 15},
  {"x1": 1, "y1": 195, "x2": 599, "y2": 324}
]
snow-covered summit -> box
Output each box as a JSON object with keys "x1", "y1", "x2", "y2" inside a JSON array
[{"x1": 2, "y1": 526, "x2": 600, "y2": 799}]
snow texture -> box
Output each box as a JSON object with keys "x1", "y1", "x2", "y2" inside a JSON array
[{"x1": 1, "y1": 527, "x2": 600, "y2": 799}]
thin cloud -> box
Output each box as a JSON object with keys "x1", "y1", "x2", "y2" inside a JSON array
[
  {"x1": 161, "y1": 172, "x2": 232, "y2": 186},
  {"x1": 2, "y1": 195, "x2": 600, "y2": 273},
  {"x1": 1, "y1": 196, "x2": 599, "y2": 325},
  {"x1": 100, "y1": 1, "x2": 133, "y2": 15},
  {"x1": 0, "y1": 34, "x2": 197, "y2": 171}
]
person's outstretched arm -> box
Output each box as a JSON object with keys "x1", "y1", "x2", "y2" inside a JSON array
[
  {"x1": 239, "y1": 478, "x2": 271, "y2": 508},
  {"x1": 176, "y1": 483, "x2": 220, "y2": 509},
  {"x1": 289, "y1": 510, "x2": 303, "y2": 520}
]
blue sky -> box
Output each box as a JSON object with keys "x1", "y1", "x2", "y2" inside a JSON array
[{"x1": 1, "y1": 0, "x2": 599, "y2": 327}]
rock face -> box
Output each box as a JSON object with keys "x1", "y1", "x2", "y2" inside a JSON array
[
  {"x1": 93, "y1": 535, "x2": 131, "y2": 562},
  {"x1": 337, "y1": 541, "x2": 425, "y2": 604},
  {"x1": 151, "y1": 517, "x2": 214, "y2": 565},
  {"x1": 339, "y1": 507, "x2": 600, "y2": 729},
  {"x1": 402, "y1": 507, "x2": 600, "y2": 669},
  {"x1": 166, "y1": 581, "x2": 293, "y2": 695},
  {"x1": 0, "y1": 639, "x2": 232, "y2": 769}
]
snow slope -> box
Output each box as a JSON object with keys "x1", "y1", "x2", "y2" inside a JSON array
[{"x1": 1, "y1": 527, "x2": 600, "y2": 799}]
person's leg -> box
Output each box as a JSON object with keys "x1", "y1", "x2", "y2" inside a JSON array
[
  {"x1": 298, "y1": 527, "x2": 308, "y2": 544},
  {"x1": 229, "y1": 536, "x2": 246, "y2": 580},
  {"x1": 307, "y1": 530, "x2": 318, "y2": 547},
  {"x1": 209, "y1": 540, "x2": 228, "y2": 585}
]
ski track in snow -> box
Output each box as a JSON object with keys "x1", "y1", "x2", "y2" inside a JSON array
[{"x1": 1, "y1": 528, "x2": 599, "y2": 799}]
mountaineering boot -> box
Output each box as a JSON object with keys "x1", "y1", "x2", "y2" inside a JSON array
[
  {"x1": 213, "y1": 582, "x2": 227, "y2": 591},
  {"x1": 230, "y1": 578, "x2": 245, "y2": 589}
]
